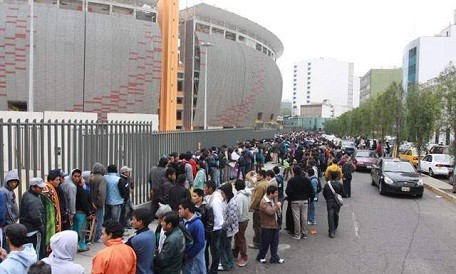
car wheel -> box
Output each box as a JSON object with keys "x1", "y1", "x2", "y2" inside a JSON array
[
  {"x1": 378, "y1": 181, "x2": 385, "y2": 195},
  {"x1": 429, "y1": 168, "x2": 434, "y2": 177},
  {"x1": 416, "y1": 192, "x2": 423, "y2": 198}
]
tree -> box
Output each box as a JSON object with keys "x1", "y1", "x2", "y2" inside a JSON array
[
  {"x1": 436, "y1": 63, "x2": 456, "y2": 157},
  {"x1": 404, "y1": 87, "x2": 441, "y2": 160}
]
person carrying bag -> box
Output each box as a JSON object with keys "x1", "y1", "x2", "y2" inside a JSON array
[{"x1": 322, "y1": 171, "x2": 345, "y2": 238}]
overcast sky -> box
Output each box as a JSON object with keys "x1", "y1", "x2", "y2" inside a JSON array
[{"x1": 180, "y1": 0, "x2": 456, "y2": 101}]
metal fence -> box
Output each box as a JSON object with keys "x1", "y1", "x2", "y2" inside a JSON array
[{"x1": 0, "y1": 119, "x2": 275, "y2": 204}]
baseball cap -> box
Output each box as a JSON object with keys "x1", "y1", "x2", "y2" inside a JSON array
[
  {"x1": 120, "y1": 166, "x2": 132, "y2": 173},
  {"x1": 30, "y1": 177, "x2": 46, "y2": 188}
]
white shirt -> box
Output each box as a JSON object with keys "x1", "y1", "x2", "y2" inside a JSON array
[{"x1": 205, "y1": 190, "x2": 225, "y2": 231}]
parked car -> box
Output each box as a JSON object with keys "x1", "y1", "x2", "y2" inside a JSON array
[
  {"x1": 340, "y1": 140, "x2": 356, "y2": 156},
  {"x1": 399, "y1": 147, "x2": 420, "y2": 167},
  {"x1": 371, "y1": 158, "x2": 423, "y2": 198},
  {"x1": 352, "y1": 150, "x2": 377, "y2": 171},
  {"x1": 419, "y1": 154, "x2": 454, "y2": 178}
]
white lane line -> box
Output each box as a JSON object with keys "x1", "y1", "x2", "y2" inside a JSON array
[{"x1": 352, "y1": 211, "x2": 360, "y2": 238}]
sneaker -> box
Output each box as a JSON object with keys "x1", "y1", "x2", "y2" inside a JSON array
[
  {"x1": 278, "y1": 259, "x2": 285, "y2": 264},
  {"x1": 258, "y1": 258, "x2": 267, "y2": 264},
  {"x1": 237, "y1": 258, "x2": 247, "y2": 267},
  {"x1": 301, "y1": 234, "x2": 308, "y2": 239},
  {"x1": 248, "y1": 243, "x2": 259, "y2": 249},
  {"x1": 291, "y1": 234, "x2": 301, "y2": 240}
]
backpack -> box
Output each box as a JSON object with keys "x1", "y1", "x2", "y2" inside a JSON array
[
  {"x1": 218, "y1": 155, "x2": 227, "y2": 169},
  {"x1": 178, "y1": 223, "x2": 194, "y2": 251},
  {"x1": 176, "y1": 160, "x2": 187, "y2": 177}
]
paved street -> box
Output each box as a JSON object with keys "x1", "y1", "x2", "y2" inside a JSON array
[{"x1": 75, "y1": 171, "x2": 456, "y2": 273}]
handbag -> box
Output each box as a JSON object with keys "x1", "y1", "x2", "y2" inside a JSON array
[{"x1": 328, "y1": 181, "x2": 344, "y2": 206}]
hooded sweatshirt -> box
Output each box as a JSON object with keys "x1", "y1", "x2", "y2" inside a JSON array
[
  {"x1": 0, "y1": 243, "x2": 37, "y2": 274},
  {"x1": 235, "y1": 188, "x2": 251, "y2": 223},
  {"x1": 41, "y1": 230, "x2": 84, "y2": 274},
  {"x1": 1, "y1": 171, "x2": 19, "y2": 226}
]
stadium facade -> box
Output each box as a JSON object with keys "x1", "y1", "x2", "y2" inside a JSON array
[{"x1": 0, "y1": 1, "x2": 283, "y2": 128}]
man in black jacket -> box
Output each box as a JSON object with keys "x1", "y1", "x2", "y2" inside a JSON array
[
  {"x1": 19, "y1": 178, "x2": 45, "y2": 259},
  {"x1": 323, "y1": 171, "x2": 345, "y2": 238},
  {"x1": 119, "y1": 166, "x2": 133, "y2": 229},
  {"x1": 285, "y1": 166, "x2": 314, "y2": 240}
]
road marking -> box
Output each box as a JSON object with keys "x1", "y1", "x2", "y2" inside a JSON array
[{"x1": 352, "y1": 211, "x2": 360, "y2": 238}]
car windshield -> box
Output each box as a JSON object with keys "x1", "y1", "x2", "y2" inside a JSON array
[
  {"x1": 356, "y1": 151, "x2": 375, "y2": 157},
  {"x1": 383, "y1": 161, "x2": 416, "y2": 173},
  {"x1": 342, "y1": 141, "x2": 355, "y2": 148},
  {"x1": 434, "y1": 154, "x2": 452, "y2": 162},
  {"x1": 432, "y1": 146, "x2": 449, "y2": 154}
]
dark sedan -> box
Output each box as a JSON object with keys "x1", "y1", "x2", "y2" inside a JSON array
[
  {"x1": 371, "y1": 158, "x2": 423, "y2": 198},
  {"x1": 353, "y1": 150, "x2": 377, "y2": 171}
]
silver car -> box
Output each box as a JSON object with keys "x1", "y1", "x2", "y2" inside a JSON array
[{"x1": 419, "y1": 154, "x2": 454, "y2": 178}]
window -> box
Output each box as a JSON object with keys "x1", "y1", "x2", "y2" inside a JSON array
[
  {"x1": 136, "y1": 11, "x2": 156, "y2": 22},
  {"x1": 87, "y1": 2, "x2": 109, "y2": 14},
  {"x1": 177, "y1": 97, "x2": 183, "y2": 104},
  {"x1": 177, "y1": 81, "x2": 183, "y2": 91},
  {"x1": 257, "y1": 112, "x2": 263, "y2": 120},
  {"x1": 60, "y1": 0, "x2": 83, "y2": 11},
  {"x1": 211, "y1": 27, "x2": 224, "y2": 37},
  {"x1": 8, "y1": 101, "x2": 27, "y2": 111},
  {"x1": 238, "y1": 35, "x2": 246, "y2": 43},
  {"x1": 193, "y1": 72, "x2": 199, "y2": 79},
  {"x1": 307, "y1": 81, "x2": 311, "y2": 85},
  {"x1": 177, "y1": 72, "x2": 184, "y2": 79},
  {"x1": 270, "y1": 114, "x2": 274, "y2": 121},
  {"x1": 112, "y1": 5, "x2": 134, "y2": 17},
  {"x1": 176, "y1": 110, "x2": 182, "y2": 120},
  {"x1": 225, "y1": 31, "x2": 236, "y2": 41},
  {"x1": 256, "y1": 43, "x2": 262, "y2": 51},
  {"x1": 293, "y1": 88, "x2": 296, "y2": 91},
  {"x1": 196, "y1": 23, "x2": 210, "y2": 34}
]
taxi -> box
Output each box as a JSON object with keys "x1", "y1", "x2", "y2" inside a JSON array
[{"x1": 399, "y1": 147, "x2": 419, "y2": 167}]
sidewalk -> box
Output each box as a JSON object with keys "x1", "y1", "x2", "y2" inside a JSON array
[{"x1": 422, "y1": 174, "x2": 456, "y2": 203}]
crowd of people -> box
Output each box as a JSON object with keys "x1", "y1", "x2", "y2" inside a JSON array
[{"x1": 0, "y1": 131, "x2": 356, "y2": 273}]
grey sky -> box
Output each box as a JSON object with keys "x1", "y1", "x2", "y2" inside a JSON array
[{"x1": 181, "y1": 0, "x2": 456, "y2": 101}]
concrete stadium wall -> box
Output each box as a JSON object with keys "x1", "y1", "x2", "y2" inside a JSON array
[
  {"x1": 0, "y1": 2, "x2": 162, "y2": 118},
  {"x1": 194, "y1": 32, "x2": 282, "y2": 128}
]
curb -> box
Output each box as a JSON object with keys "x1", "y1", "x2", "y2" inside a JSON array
[{"x1": 424, "y1": 183, "x2": 456, "y2": 204}]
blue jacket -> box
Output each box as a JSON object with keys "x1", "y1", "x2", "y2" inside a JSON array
[
  {"x1": 104, "y1": 173, "x2": 123, "y2": 205},
  {"x1": 127, "y1": 228, "x2": 156, "y2": 274},
  {"x1": 0, "y1": 191, "x2": 6, "y2": 228},
  {"x1": 183, "y1": 213, "x2": 205, "y2": 259}
]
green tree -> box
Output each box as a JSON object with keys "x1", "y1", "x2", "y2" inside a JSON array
[
  {"x1": 436, "y1": 63, "x2": 456, "y2": 157},
  {"x1": 405, "y1": 87, "x2": 441, "y2": 159}
]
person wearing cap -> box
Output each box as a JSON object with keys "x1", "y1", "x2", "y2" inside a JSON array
[
  {"x1": 19, "y1": 177, "x2": 45, "y2": 259},
  {"x1": 119, "y1": 166, "x2": 134, "y2": 229},
  {"x1": 0, "y1": 223, "x2": 37, "y2": 273},
  {"x1": 60, "y1": 169, "x2": 80, "y2": 230},
  {"x1": 154, "y1": 203, "x2": 172, "y2": 253},
  {"x1": 148, "y1": 157, "x2": 169, "y2": 219}
]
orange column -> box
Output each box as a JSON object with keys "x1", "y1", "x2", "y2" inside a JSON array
[{"x1": 157, "y1": 0, "x2": 179, "y2": 131}]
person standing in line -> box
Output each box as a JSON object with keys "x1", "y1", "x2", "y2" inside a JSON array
[
  {"x1": 191, "y1": 189, "x2": 214, "y2": 271},
  {"x1": 249, "y1": 170, "x2": 269, "y2": 249},
  {"x1": 342, "y1": 156, "x2": 355, "y2": 198},
  {"x1": 323, "y1": 171, "x2": 345, "y2": 238},
  {"x1": 92, "y1": 221, "x2": 136, "y2": 274},
  {"x1": 90, "y1": 162, "x2": 107, "y2": 242},
  {"x1": 306, "y1": 167, "x2": 319, "y2": 225},
  {"x1": 41, "y1": 230, "x2": 85, "y2": 274},
  {"x1": 178, "y1": 199, "x2": 206, "y2": 274},
  {"x1": 219, "y1": 183, "x2": 239, "y2": 271},
  {"x1": 19, "y1": 178, "x2": 45, "y2": 259},
  {"x1": 193, "y1": 160, "x2": 207, "y2": 191},
  {"x1": 153, "y1": 212, "x2": 184, "y2": 274},
  {"x1": 256, "y1": 185, "x2": 284, "y2": 264},
  {"x1": 118, "y1": 166, "x2": 134, "y2": 229},
  {"x1": 168, "y1": 174, "x2": 191, "y2": 211},
  {"x1": 126, "y1": 208, "x2": 155, "y2": 274},
  {"x1": 203, "y1": 180, "x2": 224, "y2": 274},
  {"x1": 148, "y1": 157, "x2": 169, "y2": 219},
  {"x1": 232, "y1": 179, "x2": 251, "y2": 267},
  {"x1": 0, "y1": 223, "x2": 37, "y2": 273},
  {"x1": 1, "y1": 171, "x2": 20, "y2": 250},
  {"x1": 73, "y1": 172, "x2": 92, "y2": 252},
  {"x1": 104, "y1": 165, "x2": 123, "y2": 222},
  {"x1": 285, "y1": 166, "x2": 314, "y2": 240},
  {"x1": 60, "y1": 169, "x2": 80, "y2": 230}
]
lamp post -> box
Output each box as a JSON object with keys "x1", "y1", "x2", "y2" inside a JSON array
[{"x1": 200, "y1": 41, "x2": 213, "y2": 129}]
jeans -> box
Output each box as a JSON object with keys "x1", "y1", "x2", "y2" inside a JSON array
[
  {"x1": 27, "y1": 231, "x2": 45, "y2": 260},
  {"x1": 308, "y1": 200, "x2": 316, "y2": 224},
  {"x1": 256, "y1": 228, "x2": 280, "y2": 262},
  {"x1": 252, "y1": 210, "x2": 261, "y2": 247},
  {"x1": 237, "y1": 166, "x2": 245, "y2": 180},
  {"x1": 184, "y1": 243, "x2": 206, "y2": 274},
  {"x1": 291, "y1": 200, "x2": 308, "y2": 236},
  {"x1": 105, "y1": 204, "x2": 122, "y2": 222},
  {"x1": 94, "y1": 208, "x2": 104, "y2": 241},
  {"x1": 343, "y1": 177, "x2": 352, "y2": 197},
  {"x1": 327, "y1": 202, "x2": 340, "y2": 234},
  {"x1": 220, "y1": 230, "x2": 234, "y2": 270},
  {"x1": 209, "y1": 229, "x2": 222, "y2": 274},
  {"x1": 233, "y1": 220, "x2": 249, "y2": 260},
  {"x1": 219, "y1": 168, "x2": 225, "y2": 184},
  {"x1": 73, "y1": 213, "x2": 87, "y2": 250},
  {"x1": 119, "y1": 199, "x2": 134, "y2": 227}
]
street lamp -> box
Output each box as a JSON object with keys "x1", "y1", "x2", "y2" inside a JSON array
[{"x1": 200, "y1": 41, "x2": 213, "y2": 129}]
